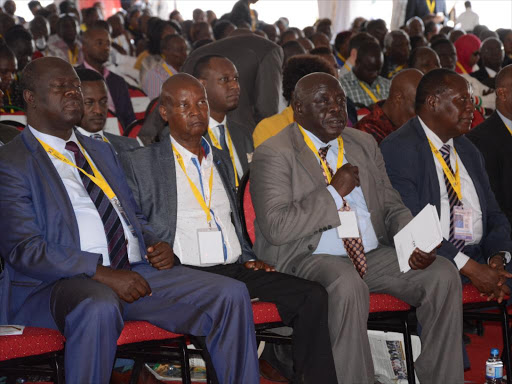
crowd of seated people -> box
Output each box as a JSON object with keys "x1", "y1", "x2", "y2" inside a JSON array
[{"x1": 1, "y1": 0, "x2": 512, "y2": 383}]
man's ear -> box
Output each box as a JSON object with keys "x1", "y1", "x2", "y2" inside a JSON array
[
  {"x1": 496, "y1": 87, "x2": 506, "y2": 103},
  {"x1": 198, "y1": 78, "x2": 207, "y2": 88},
  {"x1": 23, "y1": 89, "x2": 35, "y2": 108},
  {"x1": 292, "y1": 99, "x2": 302, "y2": 116},
  {"x1": 158, "y1": 104, "x2": 168, "y2": 122},
  {"x1": 425, "y1": 94, "x2": 437, "y2": 112}
]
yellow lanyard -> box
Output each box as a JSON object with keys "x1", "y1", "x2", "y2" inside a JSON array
[
  {"x1": 388, "y1": 65, "x2": 404, "y2": 79},
  {"x1": 208, "y1": 125, "x2": 239, "y2": 188},
  {"x1": 427, "y1": 138, "x2": 462, "y2": 200},
  {"x1": 172, "y1": 143, "x2": 214, "y2": 224},
  {"x1": 161, "y1": 62, "x2": 175, "y2": 77},
  {"x1": 358, "y1": 82, "x2": 381, "y2": 104},
  {"x1": 336, "y1": 52, "x2": 346, "y2": 63},
  {"x1": 68, "y1": 46, "x2": 78, "y2": 65},
  {"x1": 37, "y1": 139, "x2": 116, "y2": 199},
  {"x1": 504, "y1": 122, "x2": 512, "y2": 136},
  {"x1": 298, "y1": 125, "x2": 344, "y2": 183},
  {"x1": 426, "y1": 0, "x2": 436, "y2": 13},
  {"x1": 2, "y1": 90, "x2": 14, "y2": 113},
  {"x1": 456, "y1": 62, "x2": 468, "y2": 74}
]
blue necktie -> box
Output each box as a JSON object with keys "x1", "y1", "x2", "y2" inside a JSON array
[{"x1": 217, "y1": 124, "x2": 228, "y2": 152}]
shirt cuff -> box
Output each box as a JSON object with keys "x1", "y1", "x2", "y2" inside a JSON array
[
  {"x1": 327, "y1": 185, "x2": 343, "y2": 210},
  {"x1": 454, "y1": 252, "x2": 470, "y2": 270},
  {"x1": 487, "y1": 252, "x2": 511, "y2": 265}
]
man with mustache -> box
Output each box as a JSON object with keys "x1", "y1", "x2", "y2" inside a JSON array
[
  {"x1": 118, "y1": 73, "x2": 337, "y2": 384},
  {"x1": 381, "y1": 69, "x2": 512, "y2": 302},
  {"x1": 0, "y1": 57, "x2": 261, "y2": 384},
  {"x1": 75, "y1": 68, "x2": 140, "y2": 153},
  {"x1": 250, "y1": 72, "x2": 464, "y2": 383}
]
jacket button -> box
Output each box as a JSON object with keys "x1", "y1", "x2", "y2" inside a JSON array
[
  {"x1": 319, "y1": 228, "x2": 323, "y2": 233},
  {"x1": 291, "y1": 267, "x2": 296, "y2": 273},
  {"x1": 308, "y1": 244, "x2": 314, "y2": 251},
  {"x1": 323, "y1": 227, "x2": 328, "y2": 231},
  {"x1": 328, "y1": 225, "x2": 332, "y2": 229}
]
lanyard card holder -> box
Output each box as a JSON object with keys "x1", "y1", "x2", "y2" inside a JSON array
[
  {"x1": 337, "y1": 211, "x2": 360, "y2": 239},
  {"x1": 197, "y1": 228, "x2": 224, "y2": 265},
  {"x1": 453, "y1": 205, "x2": 474, "y2": 241}
]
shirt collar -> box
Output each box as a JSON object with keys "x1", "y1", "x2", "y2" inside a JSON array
[
  {"x1": 83, "y1": 60, "x2": 110, "y2": 78},
  {"x1": 208, "y1": 116, "x2": 227, "y2": 130},
  {"x1": 301, "y1": 126, "x2": 341, "y2": 153},
  {"x1": 76, "y1": 127, "x2": 105, "y2": 139},
  {"x1": 485, "y1": 67, "x2": 497, "y2": 77},
  {"x1": 170, "y1": 134, "x2": 212, "y2": 166},
  {"x1": 497, "y1": 110, "x2": 512, "y2": 130},
  {"x1": 29, "y1": 125, "x2": 79, "y2": 154},
  {"x1": 418, "y1": 116, "x2": 454, "y2": 149}
]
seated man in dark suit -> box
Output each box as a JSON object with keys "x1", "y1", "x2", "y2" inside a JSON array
[
  {"x1": 194, "y1": 55, "x2": 254, "y2": 185},
  {"x1": 0, "y1": 57, "x2": 260, "y2": 384},
  {"x1": 381, "y1": 69, "x2": 512, "y2": 304},
  {"x1": 118, "y1": 73, "x2": 337, "y2": 384},
  {"x1": 251, "y1": 72, "x2": 463, "y2": 383},
  {"x1": 79, "y1": 24, "x2": 136, "y2": 130},
  {"x1": 470, "y1": 37, "x2": 504, "y2": 89},
  {"x1": 75, "y1": 68, "x2": 140, "y2": 153},
  {"x1": 467, "y1": 65, "x2": 512, "y2": 233}
]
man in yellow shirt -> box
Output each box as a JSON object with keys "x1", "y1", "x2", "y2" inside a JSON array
[{"x1": 253, "y1": 55, "x2": 336, "y2": 148}]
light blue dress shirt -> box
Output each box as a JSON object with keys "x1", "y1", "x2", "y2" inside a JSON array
[{"x1": 302, "y1": 129, "x2": 379, "y2": 256}]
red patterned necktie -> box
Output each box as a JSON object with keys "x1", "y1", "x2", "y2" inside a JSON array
[{"x1": 318, "y1": 146, "x2": 367, "y2": 278}]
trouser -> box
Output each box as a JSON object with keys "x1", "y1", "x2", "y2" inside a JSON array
[
  {"x1": 16, "y1": 263, "x2": 260, "y2": 384},
  {"x1": 294, "y1": 246, "x2": 464, "y2": 384},
  {"x1": 191, "y1": 263, "x2": 338, "y2": 384}
]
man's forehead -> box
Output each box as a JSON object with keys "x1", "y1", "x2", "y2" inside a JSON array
[
  {"x1": 165, "y1": 83, "x2": 206, "y2": 100},
  {"x1": 82, "y1": 81, "x2": 107, "y2": 96}
]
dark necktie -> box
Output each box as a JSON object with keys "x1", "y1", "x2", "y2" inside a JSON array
[
  {"x1": 91, "y1": 133, "x2": 103, "y2": 141},
  {"x1": 439, "y1": 144, "x2": 465, "y2": 252},
  {"x1": 318, "y1": 145, "x2": 367, "y2": 278},
  {"x1": 65, "y1": 141, "x2": 130, "y2": 270},
  {"x1": 217, "y1": 124, "x2": 228, "y2": 152}
]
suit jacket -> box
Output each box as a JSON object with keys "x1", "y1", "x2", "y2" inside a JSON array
[
  {"x1": 250, "y1": 122, "x2": 413, "y2": 275},
  {"x1": 0, "y1": 123, "x2": 20, "y2": 145},
  {"x1": 405, "y1": 0, "x2": 446, "y2": 20},
  {"x1": 380, "y1": 117, "x2": 512, "y2": 266},
  {"x1": 0, "y1": 128, "x2": 160, "y2": 325},
  {"x1": 204, "y1": 117, "x2": 254, "y2": 178},
  {"x1": 466, "y1": 112, "x2": 512, "y2": 230},
  {"x1": 104, "y1": 132, "x2": 140, "y2": 153},
  {"x1": 182, "y1": 35, "x2": 283, "y2": 134},
  {"x1": 118, "y1": 134, "x2": 256, "y2": 265},
  {"x1": 470, "y1": 66, "x2": 496, "y2": 89},
  {"x1": 76, "y1": 64, "x2": 136, "y2": 130}
]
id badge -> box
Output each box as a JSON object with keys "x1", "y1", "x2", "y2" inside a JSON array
[
  {"x1": 197, "y1": 228, "x2": 224, "y2": 265},
  {"x1": 337, "y1": 211, "x2": 360, "y2": 239},
  {"x1": 453, "y1": 205, "x2": 473, "y2": 241}
]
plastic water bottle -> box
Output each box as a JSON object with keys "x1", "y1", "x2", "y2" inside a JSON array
[{"x1": 486, "y1": 348, "x2": 503, "y2": 383}]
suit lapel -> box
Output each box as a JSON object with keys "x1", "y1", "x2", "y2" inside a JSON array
[
  {"x1": 291, "y1": 123, "x2": 327, "y2": 186},
  {"x1": 226, "y1": 118, "x2": 252, "y2": 174},
  {"x1": 22, "y1": 128, "x2": 80, "y2": 242}
]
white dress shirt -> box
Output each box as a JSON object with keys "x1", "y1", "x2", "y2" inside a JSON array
[
  {"x1": 29, "y1": 126, "x2": 141, "y2": 266},
  {"x1": 301, "y1": 129, "x2": 379, "y2": 256},
  {"x1": 456, "y1": 8, "x2": 480, "y2": 32},
  {"x1": 171, "y1": 135, "x2": 241, "y2": 266},
  {"x1": 418, "y1": 117, "x2": 483, "y2": 270},
  {"x1": 208, "y1": 116, "x2": 244, "y2": 176},
  {"x1": 76, "y1": 127, "x2": 108, "y2": 142}
]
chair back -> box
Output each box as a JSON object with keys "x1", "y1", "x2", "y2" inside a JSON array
[
  {"x1": 124, "y1": 119, "x2": 145, "y2": 139},
  {"x1": 128, "y1": 86, "x2": 150, "y2": 121},
  {"x1": 238, "y1": 171, "x2": 256, "y2": 246},
  {"x1": 105, "y1": 110, "x2": 125, "y2": 136}
]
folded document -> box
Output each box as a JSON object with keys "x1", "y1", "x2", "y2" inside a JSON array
[{"x1": 394, "y1": 204, "x2": 443, "y2": 273}]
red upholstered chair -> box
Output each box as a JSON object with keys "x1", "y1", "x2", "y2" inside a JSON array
[
  {"x1": 238, "y1": 171, "x2": 417, "y2": 383},
  {"x1": 105, "y1": 110, "x2": 125, "y2": 136},
  {"x1": 123, "y1": 118, "x2": 145, "y2": 139},
  {"x1": 144, "y1": 97, "x2": 160, "y2": 120},
  {"x1": 0, "y1": 109, "x2": 27, "y2": 130},
  {"x1": 128, "y1": 86, "x2": 150, "y2": 122},
  {"x1": 0, "y1": 327, "x2": 65, "y2": 383},
  {"x1": 462, "y1": 283, "x2": 511, "y2": 384}
]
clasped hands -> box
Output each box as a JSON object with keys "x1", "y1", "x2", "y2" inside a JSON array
[{"x1": 93, "y1": 242, "x2": 174, "y2": 303}]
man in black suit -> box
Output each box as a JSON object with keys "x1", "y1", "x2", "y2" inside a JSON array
[
  {"x1": 470, "y1": 37, "x2": 504, "y2": 89},
  {"x1": 381, "y1": 69, "x2": 512, "y2": 302},
  {"x1": 79, "y1": 25, "x2": 136, "y2": 130},
  {"x1": 0, "y1": 123, "x2": 19, "y2": 146},
  {"x1": 74, "y1": 68, "x2": 140, "y2": 153},
  {"x1": 182, "y1": 31, "x2": 283, "y2": 135},
  {"x1": 467, "y1": 65, "x2": 512, "y2": 233},
  {"x1": 118, "y1": 73, "x2": 337, "y2": 384},
  {"x1": 194, "y1": 55, "x2": 253, "y2": 184},
  {"x1": 406, "y1": 0, "x2": 446, "y2": 21}
]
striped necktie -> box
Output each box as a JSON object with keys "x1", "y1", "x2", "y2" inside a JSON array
[
  {"x1": 439, "y1": 144, "x2": 465, "y2": 252},
  {"x1": 318, "y1": 145, "x2": 367, "y2": 278},
  {"x1": 217, "y1": 124, "x2": 228, "y2": 152},
  {"x1": 65, "y1": 141, "x2": 130, "y2": 270}
]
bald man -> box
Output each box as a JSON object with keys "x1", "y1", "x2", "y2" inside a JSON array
[
  {"x1": 0, "y1": 57, "x2": 260, "y2": 384},
  {"x1": 467, "y1": 65, "x2": 512, "y2": 231},
  {"x1": 119, "y1": 73, "x2": 337, "y2": 384},
  {"x1": 251, "y1": 72, "x2": 464, "y2": 383},
  {"x1": 78, "y1": 25, "x2": 136, "y2": 130},
  {"x1": 355, "y1": 68, "x2": 423, "y2": 143},
  {"x1": 382, "y1": 69, "x2": 512, "y2": 307},
  {"x1": 409, "y1": 46, "x2": 441, "y2": 74}
]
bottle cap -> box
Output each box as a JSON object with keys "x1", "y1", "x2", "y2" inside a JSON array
[{"x1": 491, "y1": 348, "x2": 500, "y2": 356}]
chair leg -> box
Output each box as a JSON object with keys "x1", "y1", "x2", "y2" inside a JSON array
[
  {"x1": 499, "y1": 304, "x2": 511, "y2": 384},
  {"x1": 129, "y1": 359, "x2": 144, "y2": 384},
  {"x1": 180, "y1": 340, "x2": 192, "y2": 384},
  {"x1": 402, "y1": 314, "x2": 416, "y2": 384},
  {"x1": 52, "y1": 354, "x2": 65, "y2": 384}
]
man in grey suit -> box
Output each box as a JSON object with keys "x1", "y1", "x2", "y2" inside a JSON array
[
  {"x1": 118, "y1": 73, "x2": 337, "y2": 384},
  {"x1": 182, "y1": 30, "x2": 283, "y2": 134},
  {"x1": 74, "y1": 68, "x2": 140, "y2": 153},
  {"x1": 194, "y1": 54, "x2": 254, "y2": 184},
  {"x1": 250, "y1": 72, "x2": 464, "y2": 384}
]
